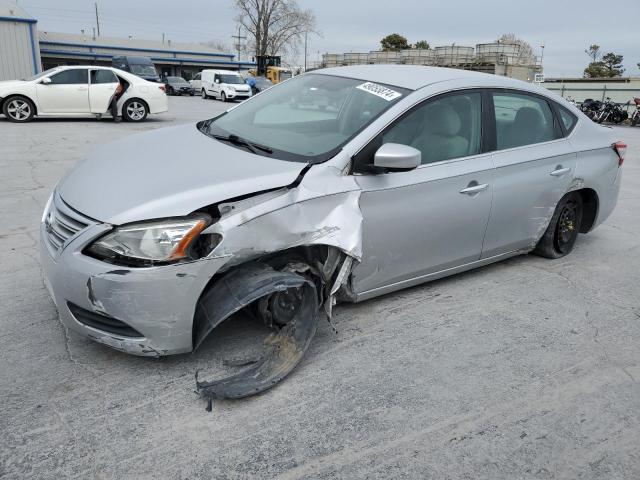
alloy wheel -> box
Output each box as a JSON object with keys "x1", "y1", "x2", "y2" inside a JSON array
[
  {"x1": 126, "y1": 102, "x2": 146, "y2": 121},
  {"x1": 6, "y1": 99, "x2": 31, "y2": 121}
]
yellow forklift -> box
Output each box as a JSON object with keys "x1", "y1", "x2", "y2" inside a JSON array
[{"x1": 249, "y1": 56, "x2": 293, "y2": 84}]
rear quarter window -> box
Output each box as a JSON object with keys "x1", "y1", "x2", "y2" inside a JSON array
[{"x1": 557, "y1": 105, "x2": 578, "y2": 135}]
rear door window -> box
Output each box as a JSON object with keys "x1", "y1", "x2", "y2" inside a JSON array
[
  {"x1": 492, "y1": 92, "x2": 556, "y2": 149},
  {"x1": 91, "y1": 70, "x2": 118, "y2": 84},
  {"x1": 49, "y1": 69, "x2": 88, "y2": 85}
]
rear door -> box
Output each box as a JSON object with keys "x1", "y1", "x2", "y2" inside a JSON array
[
  {"x1": 89, "y1": 69, "x2": 119, "y2": 113},
  {"x1": 481, "y1": 89, "x2": 577, "y2": 258},
  {"x1": 35, "y1": 68, "x2": 90, "y2": 114}
]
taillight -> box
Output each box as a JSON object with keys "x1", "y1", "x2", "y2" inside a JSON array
[
  {"x1": 159, "y1": 85, "x2": 166, "y2": 93},
  {"x1": 613, "y1": 141, "x2": 627, "y2": 166}
]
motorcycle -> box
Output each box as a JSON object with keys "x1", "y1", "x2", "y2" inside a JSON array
[
  {"x1": 580, "y1": 98, "x2": 602, "y2": 121},
  {"x1": 630, "y1": 98, "x2": 640, "y2": 127},
  {"x1": 593, "y1": 97, "x2": 628, "y2": 124}
]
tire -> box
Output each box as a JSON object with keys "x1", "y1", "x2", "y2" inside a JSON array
[
  {"x1": 167, "y1": 87, "x2": 174, "y2": 96},
  {"x1": 632, "y1": 114, "x2": 640, "y2": 127},
  {"x1": 190, "y1": 92, "x2": 195, "y2": 96},
  {"x1": 122, "y1": 99, "x2": 148, "y2": 122},
  {"x1": 3, "y1": 96, "x2": 35, "y2": 122},
  {"x1": 221, "y1": 91, "x2": 227, "y2": 102},
  {"x1": 202, "y1": 89, "x2": 208, "y2": 99},
  {"x1": 534, "y1": 192, "x2": 583, "y2": 259}
]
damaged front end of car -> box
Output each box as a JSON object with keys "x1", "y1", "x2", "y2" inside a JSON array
[{"x1": 189, "y1": 165, "x2": 362, "y2": 406}]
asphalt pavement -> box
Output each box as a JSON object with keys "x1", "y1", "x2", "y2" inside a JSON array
[{"x1": 1, "y1": 96, "x2": 639, "y2": 479}]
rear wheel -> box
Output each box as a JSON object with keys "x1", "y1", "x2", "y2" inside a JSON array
[
  {"x1": 534, "y1": 192, "x2": 583, "y2": 259},
  {"x1": 122, "y1": 99, "x2": 148, "y2": 122},
  {"x1": 3, "y1": 96, "x2": 35, "y2": 122},
  {"x1": 202, "y1": 89, "x2": 209, "y2": 99}
]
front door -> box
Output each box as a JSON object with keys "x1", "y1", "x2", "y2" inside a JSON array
[
  {"x1": 481, "y1": 90, "x2": 577, "y2": 258},
  {"x1": 35, "y1": 68, "x2": 90, "y2": 114},
  {"x1": 89, "y1": 69, "x2": 120, "y2": 113},
  {"x1": 351, "y1": 90, "x2": 494, "y2": 296}
]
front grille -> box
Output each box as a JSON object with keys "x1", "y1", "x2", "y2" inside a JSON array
[
  {"x1": 67, "y1": 302, "x2": 144, "y2": 338},
  {"x1": 44, "y1": 195, "x2": 91, "y2": 254}
]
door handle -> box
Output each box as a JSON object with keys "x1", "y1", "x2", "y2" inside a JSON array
[
  {"x1": 550, "y1": 167, "x2": 571, "y2": 177},
  {"x1": 77, "y1": 87, "x2": 88, "y2": 91},
  {"x1": 459, "y1": 183, "x2": 489, "y2": 195}
]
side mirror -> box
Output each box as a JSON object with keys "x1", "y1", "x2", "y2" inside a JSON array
[
  {"x1": 374, "y1": 143, "x2": 421, "y2": 171},
  {"x1": 215, "y1": 79, "x2": 220, "y2": 84},
  {"x1": 41, "y1": 77, "x2": 52, "y2": 85}
]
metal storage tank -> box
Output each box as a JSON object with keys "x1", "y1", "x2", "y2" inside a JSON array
[
  {"x1": 435, "y1": 45, "x2": 474, "y2": 66},
  {"x1": 368, "y1": 51, "x2": 399, "y2": 64},
  {"x1": 475, "y1": 43, "x2": 521, "y2": 65},
  {"x1": 322, "y1": 53, "x2": 344, "y2": 67},
  {"x1": 0, "y1": 2, "x2": 40, "y2": 80},
  {"x1": 400, "y1": 49, "x2": 436, "y2": 65},
  {"x1": 343, "y1": 53, "x2": 369, "y2": 65}
]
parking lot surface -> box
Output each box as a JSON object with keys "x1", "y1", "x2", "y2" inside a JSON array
[{"x1": 1, "y1": 96, "x2": 639, "y2": 479}]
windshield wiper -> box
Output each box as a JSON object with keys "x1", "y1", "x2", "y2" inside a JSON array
[{"x1": 209, "y1": 133, "x2": 273, "y2": 154}]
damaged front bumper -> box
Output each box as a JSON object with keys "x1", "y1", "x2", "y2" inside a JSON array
[{"x1": 39, "y1": 205, "x2": 229, "y2": 356}]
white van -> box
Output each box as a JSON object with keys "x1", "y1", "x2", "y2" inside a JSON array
[{"x1": 200, "y1": 69, "x2": 252, "y2": 102}]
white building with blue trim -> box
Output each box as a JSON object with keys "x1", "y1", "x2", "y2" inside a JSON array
[
  {"x1": 0, "y1": 3, "x2": 41, "y2": 80},
  {"x1": 0, "y1": 2, "x2": 254, "y2": 81}
]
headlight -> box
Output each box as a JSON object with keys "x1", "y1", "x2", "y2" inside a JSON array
[
  {"x1": 228, "y1": 86, "x2": 236, "y2": 91},
  {"x1": 86, "y1": 214, "x2": 219, "y2": 266}
]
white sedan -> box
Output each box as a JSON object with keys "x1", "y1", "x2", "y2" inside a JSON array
[{"x1": 0, "y1": 65, "x2": 168, "y2": 123}]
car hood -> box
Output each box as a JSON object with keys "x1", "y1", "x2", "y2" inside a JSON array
[
  {"x1": 0, "y1": 80, "x2": 28, "y2": 91},
  {"x1": 58, "y1": 124, "x2": 306, "y2": 225}
]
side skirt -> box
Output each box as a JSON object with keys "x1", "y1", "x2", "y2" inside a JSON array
[{"x1": 354, "y1": 249, "x2": 525, "y2": 302}]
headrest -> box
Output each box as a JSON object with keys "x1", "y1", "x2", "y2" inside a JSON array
[
  {"x1": 425, "y1": 103, "x2": 461, "y2": 136},
  {"x1": 513, "y1": 107, "x2": 544, "y2": 127}
]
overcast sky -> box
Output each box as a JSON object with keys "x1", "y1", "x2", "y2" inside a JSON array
[{"x1": 14, "y1": 0, "x2": 640, "y2": 77}]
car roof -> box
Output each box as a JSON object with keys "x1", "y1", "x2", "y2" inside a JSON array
[{"x1": 311, "y1": 64, "x2": 526, "y2": 91}]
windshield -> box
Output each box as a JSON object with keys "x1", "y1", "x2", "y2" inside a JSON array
[
  {"x1": 130, "y1": 64, "x2": 158, "y2": 77},
  {"x1": 219, "y1": 74, "x2": 244, "y2": 84},
  {"x1": 256, "y1": 78, "x2": 273, "y2": 87},
  {"x1": 167, "y1": 76, "x2": 188, "y2": 84},
  {"x1": 199, "y1": 74, "x2": 409, "y2": 163},
  {"x1": 27, "y1": 68, "x2": 59, "y2": 81}
]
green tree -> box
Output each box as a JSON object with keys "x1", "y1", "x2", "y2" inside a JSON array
[
  {"x1": 584, "y1": 62, "x2": 608, "y2": 78},
  {"x1": 601, "y1": 52, "x2": 624, "y2": 77},
  {"x1": 381, "y1": 33, "x2": 409, "y2": 51},
  {"x1": 584, "y1": 44, "x2": 601, "y2": 62},
  {"x1": 413, "y1": 40, "x2": 430, "y2": 50}
]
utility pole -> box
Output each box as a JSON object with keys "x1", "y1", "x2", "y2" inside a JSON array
[
  {"x1": 94, "y1": 2, "x2": 100, "y2": 37},
  {"x1": 304, "y1": 31, "x2": 307, "y2": 72},
  {"x1": 540, "y1": 42, "x2": 545, "y2": 70},
  {"x1": 162, "y1": 33, "x2": 165, "y2": 45},
  {"x1": 231, "y1": 26, "x2": 246, "y2": 62}
]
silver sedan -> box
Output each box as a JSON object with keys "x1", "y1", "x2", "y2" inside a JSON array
[{"x1": 40, "y1": 65, "x2": 623, "y2": 402}]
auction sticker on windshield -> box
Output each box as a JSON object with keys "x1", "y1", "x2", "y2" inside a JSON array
[{"x1": 356, "y1": 82, "x2": 402, "y2": 101}]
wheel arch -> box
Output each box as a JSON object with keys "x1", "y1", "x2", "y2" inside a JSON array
[
  {"x1": 1, "y1": 93, "x2": 38, "y2": 115},
  {"x1": 191, "y1": 244, "x2": 352, "y2": 349},
  {"x1": 574, "y1": 187, "x2": 599, "y2": 233},
  {"x1": 121, "y1": 96, "x2": 149, "y2": 115}
]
